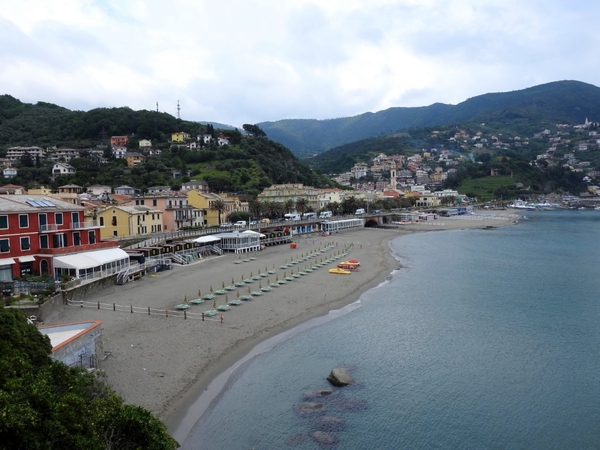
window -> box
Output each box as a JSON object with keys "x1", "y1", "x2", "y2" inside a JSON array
[
  {"x1": 99, "y1": 217, "x2": 104, "y2": 226},
  {"x1": 152, "y1": 199, "x2": 157, "y2": 206},
  {"x1": 53, "y1": 234, "x2": 67, "y2": 248},
  {"x1": 40, "y1": 235, "x2": 49, "y2": 249},
  {"x1": 88, "y1": 231, "x2": 96, "y2": 244},
  {"x1": 0, "y1": 216, "x2": 7, "y2": 229},
  {"x1": 19, "y1": 214, "x2": 29, "y2": 228},
  {"x1": 20, "y1": 237, "x2": 30, "y2": 251},
  {"x1": 73, "y1": 232, "x2": 81, "y2": 246},
  {"x1": 55, "y1": 213, "x2": 63, "y2": 225},
  {"x1": 72, "y1": 212, "x2": 79, "y2": 224},
  {"x1": 111, "y1": 216, "x2": 117, "y2": 226},
  {"x1": 38, "y1": 213, "x2": 47, "y2": 228},
  {"x1": 0, "y1": 239, "x2": 9, "y2": 253}
]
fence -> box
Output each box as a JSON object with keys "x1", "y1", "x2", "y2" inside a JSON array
[{"x1": 66, "y1": 299, "x2": 221, "y2": 322}]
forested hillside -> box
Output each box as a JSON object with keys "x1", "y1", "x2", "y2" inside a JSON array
[{"x1": 259, "y1": 80, "x2": 600, "y2": 158}]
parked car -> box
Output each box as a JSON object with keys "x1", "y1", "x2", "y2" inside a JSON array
[
  {"x1": 220, "y1": 222, "x2": 233, "y2": 228},
  {"x1": 234, "y1": 220, "x2": 247, "y2": 228},
  {"x1": 355, "y1": 208, "x2": 366, "y2": 215}
]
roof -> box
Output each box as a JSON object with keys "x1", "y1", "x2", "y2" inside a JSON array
[
  {"x1": 53, "y1": 248, "x2": 129, "y2": 270},
  {"x1": 0, "y1": 195, "x2": 85, "y2": 213},
  {"x1": 38, "y1": 321, "x2": 102, "y2": 352}
]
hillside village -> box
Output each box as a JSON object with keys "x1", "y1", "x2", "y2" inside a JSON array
[{"x1": 332, "y1": 118, "x2": 600, "y2": 198}]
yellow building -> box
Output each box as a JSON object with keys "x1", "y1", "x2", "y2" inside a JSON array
[
  {"x1": 96, "y1": 205, "x2": 163, "y2": 239},
  {"x1": 257, "y1": 184, "x2": 320, "y2": 211},
  {"x1": 171, "y1": 132, "x2": 191, "y2": 143},
  {"x1": 186, "y1": 191, "x2": 247, "y2": 226},
  {"x1": 125, "y1": 153, "x2": 146, "y2": 167}
]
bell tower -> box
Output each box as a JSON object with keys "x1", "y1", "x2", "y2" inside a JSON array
[{"x1": 390, "y1": 160, "x2": 397, "y2": 189}]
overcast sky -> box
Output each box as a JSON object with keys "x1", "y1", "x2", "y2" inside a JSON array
[{"x1": 1, "y1": 0, "x2": 598, "y2": 127}]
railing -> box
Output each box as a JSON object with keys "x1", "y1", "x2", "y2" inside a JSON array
[{"x1": 71, "y1": 220, "x2": 100, "y2": 229}]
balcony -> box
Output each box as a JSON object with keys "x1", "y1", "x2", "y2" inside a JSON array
[{"x1": 39, "y1": 221, "x2": 101, "y2": 232}]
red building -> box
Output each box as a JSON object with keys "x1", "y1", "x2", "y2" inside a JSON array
[
  {"x1": 0, "y1": 195, "x2": 124, "y2": 281},
  {"x1": 110, "y1": 135, "x2": 129, "y2": 147}
]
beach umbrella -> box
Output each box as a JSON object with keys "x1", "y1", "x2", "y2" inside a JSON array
[
  {"x1": 184, "y1": 295, "x2": 188, "y2": 303},
  {"x1": 198, "y1": 289, "x2": 201, "y2": 297}
]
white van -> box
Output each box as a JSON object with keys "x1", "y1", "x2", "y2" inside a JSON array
[
  {"x1": 319, "y1": 211, "x2": 333, "y2": 219},
  {"x1": 233, "y1": 220, "x2": 247, "y2": 228},
  {"x1": 355, "y1": 208, "x2": 365, "y2": 215},
  {"x1": 284, "y1": 213, "x2": 301, "y2": 221},
  {"x1": 302, "y1": 212, "x2": 317, "y2": 220}
]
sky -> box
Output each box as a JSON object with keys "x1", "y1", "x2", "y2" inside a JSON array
[{"x1": 1, "y1": 0, "x2": 598, "y2": 128}]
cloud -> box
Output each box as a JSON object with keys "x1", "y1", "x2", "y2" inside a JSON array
[{"x1": 1, "y1": 0, "x2": 599, "y2": 127}]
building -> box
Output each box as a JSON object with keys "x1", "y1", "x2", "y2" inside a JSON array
[
  {"x1": 6, "y1": 146, "x2": 46, "y2": 162},
  {"x1": 39, "y1": 321, "x2": 103, "y2": 368},
  {"x1": 110, "y1": 136, "x2": 129, "y2": 147},
  {"x1": 114, "y1": 185, "x2": 136, "y2": 196},
  {"x1": 52, "y1": 163, "x2": 76, "y2": 176},
  {"x1": 87, "y1": 184, "x2": 112, "y2": 196},
  {"x1": 124, "y1": 152, "x2": 146, "y2": 167},
  {"x1": 0, "y1": 195, "x2": 116, "y2": 281},
  {"x1": 171, "y1": 132, "x2": 191, "y2": 143},
  {"x1": 125, "y1": 192, "x2": 203, "y2": 231},
  {"x1": 3, "y1": 167, "x2": 17, "y2": 178},
  {"x1": 186, "y1": 191, "x2": 230, "y2": 226},
  {"x1": 257, "y1": 184, "x2": 320, "y2": 211},
  {"x1": 138, "y1": 139, "x2": 152, "y2": 149},
  {"x1": 181, "y1": 180, "x2": 209, "y2": 193},
  {"x1": 96, "y1": 205, "x2": 163, "y2": 239}
]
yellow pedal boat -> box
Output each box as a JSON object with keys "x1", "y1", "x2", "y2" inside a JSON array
[{"x1": 329, "y1": 268, "x2": 351, "y2": 275}]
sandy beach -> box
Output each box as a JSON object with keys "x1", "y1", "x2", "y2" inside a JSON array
[{"x1": 44, "y1": 212, "x2": 519, "y2": 441}]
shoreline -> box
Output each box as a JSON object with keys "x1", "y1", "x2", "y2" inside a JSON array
[{"x1": 43, "y1": 213, "x2": 519, "y2": 444}]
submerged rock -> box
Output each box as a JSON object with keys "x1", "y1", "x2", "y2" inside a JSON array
[
  {"x1": 327, "y1": 368, "x2": 354, "y2": 387},
  {"x1": 311, "y1": 431, "x2": 339, "y2": 446},
  {"x1": 313, "y1": 415, "x2": 346, "y2": 432},
  {"x1": 295, "y1": 401, "x2": 325, "y2": 416},
  {"x1": 331, "y1": 396, "x2": 368, "y2": 412},
  {"x1": 304, "y1": 389, "x2": 337, "y2": 399}
]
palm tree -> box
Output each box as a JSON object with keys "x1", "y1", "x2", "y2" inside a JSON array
[
  {"x1": 295, "y1": 198, "x2": 309, "y2": 217},
  {"x1": 284, "y1": 199, "x2": 295, "y2": 214},
  {"x1": 210, "y1": 199, "x2": 226, "y2": 225}
]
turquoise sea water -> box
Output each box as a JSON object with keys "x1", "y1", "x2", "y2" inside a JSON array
[{"x1": 182, "y1": 211, "x2": 600, "y2": 449}]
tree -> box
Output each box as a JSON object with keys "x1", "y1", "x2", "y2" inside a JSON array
[
  {"x1": 210, "y1": 199, "x2": 226, "y2": 224},
  {"x1": 0, "y1": 308, "x2": 178, "y2": 450},
  {"x1": 295, "y1": 198, "x2": 309, "y2": 216},
  {"x1": 284, "y1": 199, "x2": 295, "y2": 214},
  {"x1": 242, "y1": 124, "x2": 266, "y2": 138}
]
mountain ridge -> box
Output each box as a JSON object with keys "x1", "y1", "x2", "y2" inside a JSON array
[{"x1": 258, "y1": 80, "x2": 600, "y2": 158}]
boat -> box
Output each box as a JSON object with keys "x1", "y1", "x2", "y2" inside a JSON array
[
  {"x1": 347, "y1": 259, "x2": 360, "y2": 266},
  {"x1": 329, "y1": 268, "x2": 351, "y2": 275},
  {"x1": 337, "y1": 262, "x2": 359, "y2": 270}
]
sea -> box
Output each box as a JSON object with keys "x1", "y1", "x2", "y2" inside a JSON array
[{"x1": 180, "y1": 210, "x2": 600, "y2": 449}]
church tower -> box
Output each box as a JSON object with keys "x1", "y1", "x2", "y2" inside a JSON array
[{"x1": 389, "y1": 160, "x2": 397, "y2": 190}]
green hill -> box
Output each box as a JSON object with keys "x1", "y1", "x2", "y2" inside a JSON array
[{"x1": 259, "y1": 80, "x2": 600, "y2": 158}]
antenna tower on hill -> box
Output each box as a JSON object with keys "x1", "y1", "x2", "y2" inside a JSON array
[{"x1": 177, "y1": 100, "x2": 181, "y2": 119}]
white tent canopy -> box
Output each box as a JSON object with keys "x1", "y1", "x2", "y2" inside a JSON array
[
  {"x1": 193, "y1": 236, "x2": 221, "y2": 243},
  {"x1": 54, "y1": 248, "x2": 130, "y2": 279}
]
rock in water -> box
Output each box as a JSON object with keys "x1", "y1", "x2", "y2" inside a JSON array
[
  {"x1": 294, "y1": 402, "x2": 324, "y2": 416},
  {"x1": 313, "y1": 415, "x2": 346, "y2": 431},
  {"x1": 327, "y1": 368, "x2": 354, "y2": 386},
  {"x1": 311, "y1": 431, "x2": 339, "y2": 446},
  {"x1": 304, "y1": 389, "x2": 337, "y2": 399}
]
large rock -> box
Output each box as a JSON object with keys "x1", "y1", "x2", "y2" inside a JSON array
[{"x1": 327, "y1": 368, "x2": 354, "y2": 387}]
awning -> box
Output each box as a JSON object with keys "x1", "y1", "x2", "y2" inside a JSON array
[
  {"x1": 86, "y1": 248, "x2": 129, "y2": 264},
  {"x1": 54, "y1": 254, "x2": 101, "y2": 270},
  {"x1": 53, "y1": 248, "x2": 129, "y2": 271},
  {"x1": 241, "y1": 230, "x2": 266, "y2": 238},
  {"x1": 193, "y1": 236, "x2": 221, "y2": 243},
  {"x1": 19, "y1": 255, "x2": 36, "y2": 263},
  {"x1": 0, "y1": 258, "x2": 15, "y2": 265}
]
